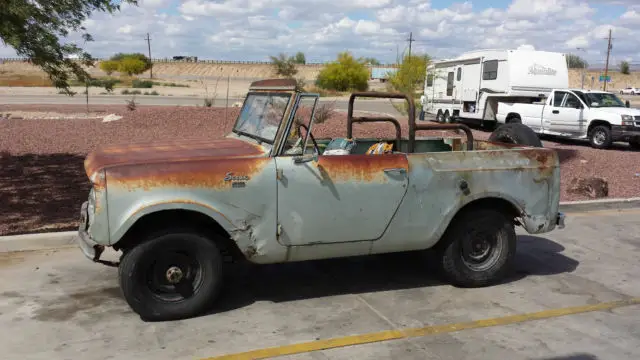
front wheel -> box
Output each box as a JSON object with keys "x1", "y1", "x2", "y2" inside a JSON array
[
  {"x1": 435, "y1": 209, "x2": 516, "y2": 287},
  {"x1": 589, "y1": 125, "x2": 612, "y2": 149},
  {"x1": 118, "y1": 228, "x2": 224, "y2": 321}
]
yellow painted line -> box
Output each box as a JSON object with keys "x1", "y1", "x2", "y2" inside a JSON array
[{"x1": 201, "y1": 297, "x2": 640, "y2": 360}]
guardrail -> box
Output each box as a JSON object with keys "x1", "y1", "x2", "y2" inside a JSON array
[{"x1": 0, "y1": 57, "x2": 400, "y2": 67}]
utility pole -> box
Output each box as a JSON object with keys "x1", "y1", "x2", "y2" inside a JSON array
[
  {"x1": 603, "y1": 29, "x2": 612, "y2": 91},
  {"x1": 407, "y1": 32, "x2": 415, "y2": 58},
  {"x1": 144, "y1": 33, "x2": 153, "y2": 79}
]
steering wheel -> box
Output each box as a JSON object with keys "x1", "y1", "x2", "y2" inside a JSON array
[{"x1": 297, "y1": 123, "x2": 320, "y2": 155}]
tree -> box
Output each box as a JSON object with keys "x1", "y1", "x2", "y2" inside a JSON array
[
  {"x1": 269, "y1": 53, "x2": 298, "y2": 78},
  {"x1": 294, "y1": 52, "x2": 306, "y2": 64},
  {"x1": 620, "y1": 60, "x2": 631, "y2": 75},
  {"x1": 566, "y1": 54, "x2": 588, "y2": 69},
  {"x1": 316, "y1": 52, "x2": 369, "y2": 92},
  {"x1": 389, "y1": 53, "x2": 430, "y2": 95},
  {"x1": 0, "y1": 0, "x2": 138, "y2": 95},
  {"x1": 118, "y1": 57, "x2": 147, "y2": 76},
  {"x1": 110, "y1": 52, "x2": 151, "y2": 71},
  {"x1": 99, "y1": 60, "x2": 119, "y2": 75}
]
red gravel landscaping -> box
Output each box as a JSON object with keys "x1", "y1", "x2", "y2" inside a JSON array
[{"x1": 1, "y1": 104, "x2": 638, "y2": 236}]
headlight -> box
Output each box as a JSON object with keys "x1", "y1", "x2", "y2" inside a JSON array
[
  {"x1": 622, "y1": 115, "x2": 633, "y2": 121},
  {"x1": 622, "y1": 115, "x2": 634, "y2": 126}
]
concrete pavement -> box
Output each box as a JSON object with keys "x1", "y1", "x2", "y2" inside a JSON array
[{"x1": 1, "y1": 208, "x2": 640, "y2": 360}]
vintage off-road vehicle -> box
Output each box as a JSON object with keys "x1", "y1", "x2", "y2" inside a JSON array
[{"x1": 76, "y1": 78, "x2": 566, "y2": 321}]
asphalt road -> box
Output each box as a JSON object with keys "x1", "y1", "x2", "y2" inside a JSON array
[
  {"x1": 1, "y1": 208, "x2": 640, "y2": 360},
  {"x1": 0, "y1": 94, "x2": 404, "y2": 116}
]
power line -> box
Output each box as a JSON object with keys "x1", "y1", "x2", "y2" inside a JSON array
[{"x1": 144, "y1": 32, "x2": 153, "y2": 79}]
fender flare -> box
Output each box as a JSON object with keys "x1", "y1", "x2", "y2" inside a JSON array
[{"x1": 109, "y1": 200, "x2": 238, "y2": 246}]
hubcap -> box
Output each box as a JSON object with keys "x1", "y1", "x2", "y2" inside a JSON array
[
  {"x1": 593, "y1": 130, "x2": 606, "y2": 145},
  {"x1": 144, "y1": 250, "x2": 203, "y2": 302},
  {"x1": 461, "y1": 230, "x2": 502, "y2": 271},
  {"x1": 166, "y1": 266, "x2": 184, "y2": 284}
]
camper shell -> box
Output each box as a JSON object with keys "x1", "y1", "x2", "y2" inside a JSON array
[{"x1": 423, "y1": 46, "x2": 569, "y2": 126}]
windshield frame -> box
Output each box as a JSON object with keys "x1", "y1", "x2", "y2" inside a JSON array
[{"x1": 231, "y1": 91, "x2": 293, "y2": 144}]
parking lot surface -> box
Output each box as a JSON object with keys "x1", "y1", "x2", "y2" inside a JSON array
[{"x1": 1, "y1": 209, "x2": 640, "y2": 360}]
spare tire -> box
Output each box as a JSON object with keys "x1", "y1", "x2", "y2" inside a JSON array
[{"x1": 488, "y1": 123, "x2": 543, "y2": 148}]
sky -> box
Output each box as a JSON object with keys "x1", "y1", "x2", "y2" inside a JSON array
[{"x1": 1, "y1": 0, "x2": 640, "y2": 67}]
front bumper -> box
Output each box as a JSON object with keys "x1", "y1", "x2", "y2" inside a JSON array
[
  {"x1": 76, "y1": 201, "x2": 115, "y2": 266},
  {"x1": 556, "y1": 212, "x2": 566, "y2": 230},
  {"x1": 611, "y1": 125, "x2": 640, "y2": 142}
]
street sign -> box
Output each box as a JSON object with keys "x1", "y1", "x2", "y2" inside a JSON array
[{"x1": 599, "y1": 75, "x2": 611, "y2": 82}]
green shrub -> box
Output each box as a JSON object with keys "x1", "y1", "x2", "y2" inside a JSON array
[
  {"x1": 110, "y1": 53, "x2": 152, "y2": 71},
  {"x1": 389, "y1": 54, "x2": 430, "y2": 95},
  {"x1": 132, "y1": 79, "x2": 154, "y2": 88},
  {"x1": 118, "y1": 58, "x2": 147, "y2": 76},
  {"x1": 621, "y1": 61, "x2": 631, "y2": 75},
  {"x1": 316, "y1": 52, "x2": 369, "y2": 92},
  {"x1": 99, "y1": 60, "x2": 120, "y2": 75}
]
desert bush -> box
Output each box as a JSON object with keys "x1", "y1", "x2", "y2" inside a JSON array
[
  {"x1": 566, "y1": 54, "x2": 588, "y2": 69},
  {"x1": 99, "y1": 60, "x2": 120, "y2": 75},
  {"x1": 110, "y1": 53, "x2": 151, "y2": 71},
  {"x1": 389, "y1": 54, "x2": 430, "y2": 95},
  {"x1": 118, "y1": 58, "x2": 147, "y2": 76},
  {"x1": 315, "y1": 52, "x2": 369, "y2": 92},
  {"x1": 621, "y1": 61, "x2": 630, "y2": 75},
  {"x1": 269, "y1": 53, "x2": 298, "y2": 78},
  {"x1": 132, "y1": 79, "x2": 154, "y2": 88}
]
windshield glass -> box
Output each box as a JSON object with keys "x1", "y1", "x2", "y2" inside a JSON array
[
  {"x1": 233, "y1": 93, "x2": 292, "y2": 143},
  {"x1": 574, "y1": 91, "x2": 626, "y2": 108}
]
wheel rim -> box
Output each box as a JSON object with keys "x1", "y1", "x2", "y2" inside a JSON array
[
  {"x1": 460, "y1": 230, "x2": 503, "y2": 271},
  {"x1": 144, "y1": 248, "x2": 204, "y2": 302},
  {"x1": 444, "y1": 114, "x2": 450, "y2": 123},
  {"x1": 592, "y1": 130, "x2": 607, "y2": 145},
  {"x1": 437, "y1": 113, "x2": 443, "y2": 122}
]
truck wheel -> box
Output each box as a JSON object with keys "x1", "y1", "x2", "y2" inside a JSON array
[
  {"x1": 118, "y1": 228, "x2": 224, "y2": 321},
  {"x1": 436, "y1": 208, "x2": 516, "y2": 287},
  {"x1": 488, "y1": 123, "x2": 543, "y2": 147},
  {"x1": 629, "y1": 139, "x2": 640, "y2": 150},
  {"x1": 443, "y1": 111, "x2": 451, "y2": 123},
  {"x1": 589, "y1": 125, "x2": 612, "y2": 149},
  {"x1": 436, "y1": 111, "x2": 444, "y2": 123}
]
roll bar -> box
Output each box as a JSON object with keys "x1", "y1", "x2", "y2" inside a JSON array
[{"x1": 347, "y1": 92, "x2": 474, "y2": 152}]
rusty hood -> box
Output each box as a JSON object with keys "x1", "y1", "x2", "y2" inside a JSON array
[{"x1": 84, "y1": 137, "x2": 267, "y2": 178}]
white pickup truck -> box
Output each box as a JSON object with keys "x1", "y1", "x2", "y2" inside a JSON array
[{"x1": 496, "y1": 89, "x2": 640, "y2": 149}]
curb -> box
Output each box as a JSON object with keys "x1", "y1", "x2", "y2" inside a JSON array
[
  {"x1": 0, "y1": 231, "x2": 77, "y2": 253},
  {"x1": 1, "y1": 198, "x2": 639, "y2": 254},
  {"x1": 558, "y1": 197, "x2": 640, "y2": 213}
]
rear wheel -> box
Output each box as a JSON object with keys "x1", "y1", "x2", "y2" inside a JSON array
[
  {"x1": 488, "y1": 123, "x2": 543, "y2": 147},
  {"x1": 436, "y1": 110, "x2": 444, "y2": 123},
  {"x1": 436, "y1": 208, "x2": 517, "y2": 287},
  {"x1": 118, "y1": 227, "x2": 224, "y2": 321}
]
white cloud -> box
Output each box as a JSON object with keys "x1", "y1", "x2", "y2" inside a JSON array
[{"x1": 0, "y1": 0, "x2": 638, "y2": 66}]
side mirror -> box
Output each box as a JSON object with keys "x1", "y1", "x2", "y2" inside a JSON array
[
  {"x1": 626, "y1": 100, "x2": 631, "y2": 108},
  {"x1": 293, "y1": 152, "x2": 318, "y2": 164}
]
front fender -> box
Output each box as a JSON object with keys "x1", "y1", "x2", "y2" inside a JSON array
[{"x1": 109, "y1": 199, "x2": 245, "y2": 246}]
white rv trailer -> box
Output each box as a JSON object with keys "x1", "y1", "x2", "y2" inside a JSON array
[{"x1": 422, "y1": 45, "x2": 569, "y2": 126}]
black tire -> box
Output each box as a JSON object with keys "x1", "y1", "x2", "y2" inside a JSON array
[
  {"x1": 118, "y1": 228, "x2": 224, "y2": 321},
  {"x1": 629, "y1": 139, "x2": 640, "y2": 150},
  {"x1": 435, "y1": 111, "x2": 444, "y2": 123},
  {"x1": 436, "y1": 208, "x2": 516, "y2": 287},
  {"x1": 488, "y1": 123, "x2": 543, "y2": 147},
  {"x1": 443, "y1": 111, "x2": 451, "y2": 123},
  {"x1": 588, "y1": 125, "x2": 612, "y2": 149},
  {"x1": 506, "y1": 115, "x2": 522, "y2": 124}
]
